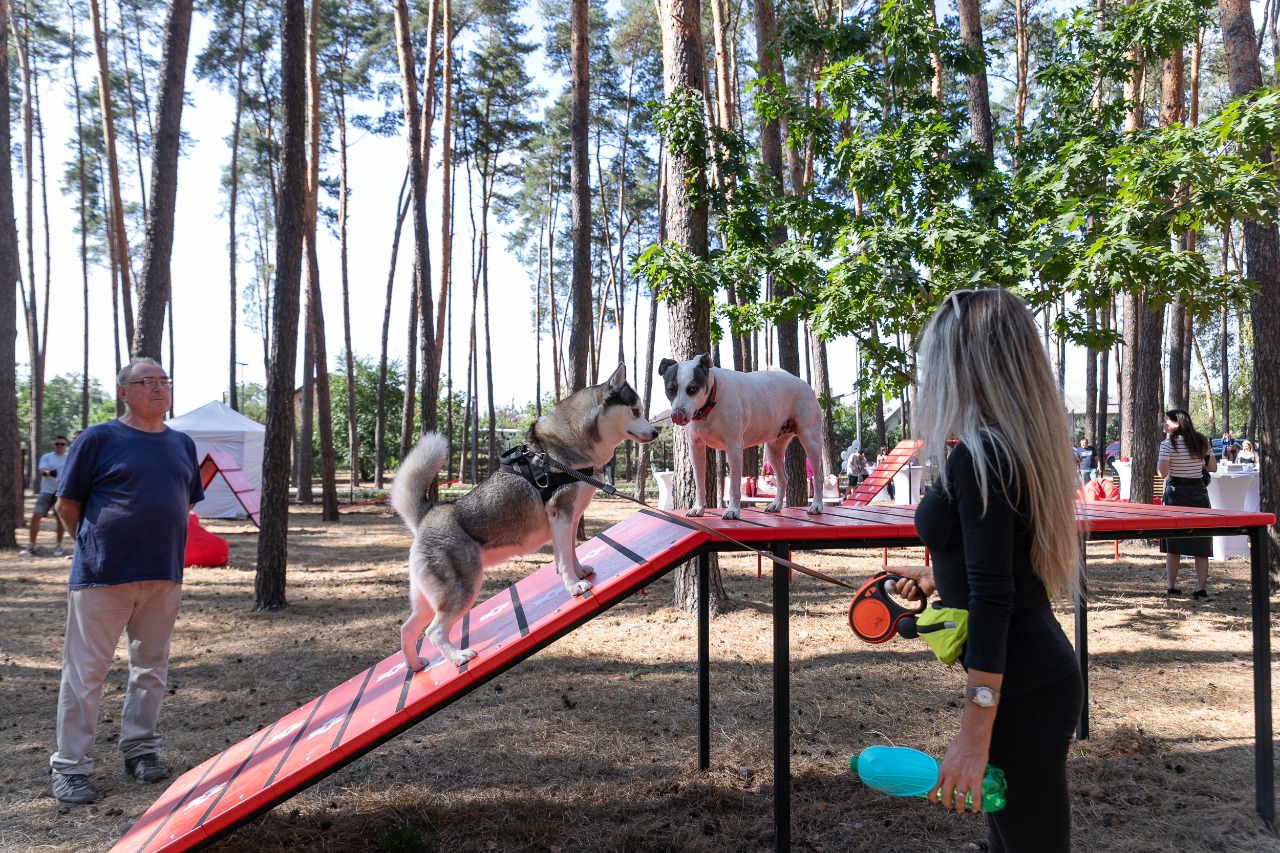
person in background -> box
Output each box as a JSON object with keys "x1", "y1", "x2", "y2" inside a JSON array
[
  {"x1": 1220, "y1": 430, "x2": 1238, "y2": 460},
  {"x1": 890, "y1": 288, "x2": 1082, "y2": 853},
  {"x1": 22, "y1": 435, "x2": 69, "y2": 556},
  {"x1": 45, "y1": 358, "x2": 204, "y2": 805},
  {"x1": 1238, "y1": 439, "x2": 1259, "y2": 467},
  {"x1": 877, "y1": 445, "x2": 895, "y2": 500},
  {"x1": 1159, "y1": 409, "x2": 1216, "y2": 599},
  {"x1": 1073, "y1": 438, "x2": 1096, "y2": 486}
]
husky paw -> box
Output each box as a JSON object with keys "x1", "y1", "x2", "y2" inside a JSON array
[
  {"x1": 571, "y1": 563, "x2": 593, "y2": 580},
  {"x1": 721, "y1": 508, "x2": 741, "y2": 521},
  {"x1": 571, "y1": 579, "x2": 593, "y2": 596},
  {"x1": 402, "y1": 651, "x2": 425, "y2": 672},
  {"x1": 688, "y1": 505, "x2": 705, "y2": 517},
  {"x1": 763, "y1": 500, "x2": 782, "y2": 514},
  {"x1": 806, "y1": 501, "x2": 824, "y2": 515}
]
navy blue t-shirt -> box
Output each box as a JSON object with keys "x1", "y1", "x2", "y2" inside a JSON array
[{"x1": 57, "y1": 419, "x2": 204, "y2": 589}]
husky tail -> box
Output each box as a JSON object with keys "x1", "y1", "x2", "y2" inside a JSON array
[{"x1": 390, "y1": 433, "x2": 450, "y2": 531}]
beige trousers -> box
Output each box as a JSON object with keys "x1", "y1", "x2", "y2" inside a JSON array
[{"x1": 50, "y1": 580, "x2": 182, "y2": 776}]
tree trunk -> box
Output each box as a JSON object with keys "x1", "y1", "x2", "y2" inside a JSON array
[
  {"x1": 1219, "y1": 0, "x2": 1280, "y2": 586},
  {"x1": 376, "y1": 173, "x2": 410, "y2": 488},
  {"x1": 332, "y1": 75, "x2": 358, "y2": 490},
  {"x1": 809, "y1": 328, "x2": 839, "y2": 478},
  {"x1": 392, "y1": 0, "x2": 438, "y2": 449},
  {"x1": 566, "y1": 0, "x2": 591, "y2": 392},
  {"x1": 134, "y1": 0, "x2": 193, "y2": 359},
  {"x1": 255, "y1": 0, "x2": 307, "y2": 611},
  {"x1": 10, "y1": 9, "x2": 40, "y2": 490},
  {"x1": 0, "y1": 0, "x2": 21, "y2": 541},
  {"x1": 660, "y1": 0, "x2": 726, "y2": 616},
  {"x1": 89, "y1": 0, "x2": 135, "y2": 350},
  {"x1": 956, "y1": 0, "x2": 993, "y2": 156},
  {"x1": 436, "y1": 0, "x2": 453, "y2": 390},
  {"x1": 227, "y1": 0, "x2": 247, "y2": 409},
  {"x1": 69, "y1": 1, "x2": 92, "y2": 428},
  {"x1": 1162, "y1": 45, "x2": 1189, "y2": 410},
  {"x1": 1013, "y1": 0, "x2": 1029, "y2": 148}
]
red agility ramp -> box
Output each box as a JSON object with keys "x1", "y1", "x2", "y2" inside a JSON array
[
  {"x1": 843, "y1": 439, "x2": 923, "y2": 506},
  {"x1": 198, "y1": 453, "x2": 261, "y2": 527},
  {"x1": 110, "y1": 509, "x2": 706, "y2": 853},
  {"x1": 110, "y1": 500, "x2": 1276, "y2": 852}
]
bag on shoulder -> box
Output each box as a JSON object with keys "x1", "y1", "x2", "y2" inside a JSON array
[{"x1": 1202, "y1": 456, "x2": 1212, "y2": 487}]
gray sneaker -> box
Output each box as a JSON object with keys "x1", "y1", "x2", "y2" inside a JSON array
[
  {"x1": 46, "y1": 772, "x2": 98, "y2": 805},
  {"x1": 18, "y1": 544, "x2": 34, "y2": 556},
  {"x1": 51, "y1": 545, "x2": 63, "y2": 557},
  {"x1": 124, "y1": 753, "x2": 170, "y2": 783}
]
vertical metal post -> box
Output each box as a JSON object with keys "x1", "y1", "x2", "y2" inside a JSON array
[
  {"x1": 773, "y1": 542, "x2": 791, "y2": 853},
  {"x1": 1248, "y1": 525, "x2": 1274, "y2": 828},
  {"x1": 697, "y1": 551, "x2": 710, "y2": 772},
  {"x1": 1075, "y1": 546, "x2": 1090, "y2": 740}
]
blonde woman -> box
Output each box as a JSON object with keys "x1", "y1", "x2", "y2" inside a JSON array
[
  {"x1": 1238, "y1": 439, "x2": 1259, "y2": 467},
  {"x1": 891, "y1": 288, "x2": 1081, "y2": 853}
]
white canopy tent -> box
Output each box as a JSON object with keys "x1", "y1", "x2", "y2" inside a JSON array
[{"x1": 167, "y1": 401, "x2": 265, "y2": 518}]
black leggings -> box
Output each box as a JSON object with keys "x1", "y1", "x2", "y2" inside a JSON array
[{"x1": 985, "y1": 671, "x2": 1082, "y2": 853}]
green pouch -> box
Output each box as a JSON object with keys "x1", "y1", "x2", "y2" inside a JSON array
[{"x1": 916, "y1": 602, "x2": 969, "y2": 666}]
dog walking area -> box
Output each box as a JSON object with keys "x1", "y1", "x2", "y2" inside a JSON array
[{"x1": 107, "y1": 500, "x2": 1276, "y2": 853}]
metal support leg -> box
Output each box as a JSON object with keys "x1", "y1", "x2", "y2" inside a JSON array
[
  {"x1": 698, "y1": 552, "x2": 710, "y2": 772},
  {"x1": 1248, "y1": 526, "x2": 1274, "y2": 829},
  {"x1": 773, "y1": 543, "x2": 791, "y2": 853},
  {"x1": 1075, "y1": 547, "x2": 1090, "y2": 740}
]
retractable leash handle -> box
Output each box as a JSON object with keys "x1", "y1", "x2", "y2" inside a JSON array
[{"x1": 847, "y1": 572, "x2": 928, "y2": 644}]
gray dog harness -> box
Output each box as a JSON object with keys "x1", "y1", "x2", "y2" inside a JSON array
[{"x1": 499, "y1": 445, "x2": 596, "y2": 504}]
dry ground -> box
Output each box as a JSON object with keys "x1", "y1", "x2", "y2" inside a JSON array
[{"x1": 1, "y1": 494, "x2": 1278, "y2": 853}]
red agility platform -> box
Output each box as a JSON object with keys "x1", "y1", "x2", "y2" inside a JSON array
[
  {"x1": 110, "y1": 501, "x2": 1275, "y2": 853},
  {"x1": 198, "y1": 453, "x2": 261, "y2": 527}
]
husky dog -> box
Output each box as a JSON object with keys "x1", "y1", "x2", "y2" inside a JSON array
[
  {"x1": 659, "y1": 353, "x2": 825, "y2": 520},
  {"x1": 391, "y1": 364, "x2": 658, "y2": 670}
]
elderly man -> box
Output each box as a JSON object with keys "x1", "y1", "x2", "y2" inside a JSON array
[{"x1": 46, "y1": 358, "x2": 204, "y2": 805}]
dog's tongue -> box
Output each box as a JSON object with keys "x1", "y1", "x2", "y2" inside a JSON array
[{"x1": 669, "y1": 409, "x2": 689, "y2": 426}]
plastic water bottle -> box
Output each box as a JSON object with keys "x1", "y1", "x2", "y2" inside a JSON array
[{"x1": 849, "y1": 744, "x2": 1006, "y2": 812}]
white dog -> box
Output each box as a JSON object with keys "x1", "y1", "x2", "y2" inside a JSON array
[{"x1": 658, "y1": 353, "x2": 826, "y2": 520}]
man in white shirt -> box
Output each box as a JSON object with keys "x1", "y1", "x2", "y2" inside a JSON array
[{"x1": 22, "y1": 435, "x2": 69, "y2": 556}]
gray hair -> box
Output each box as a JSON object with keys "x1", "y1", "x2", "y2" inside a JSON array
[
  {"x1": 117, "y1": 357, "x2": 164, "y2": 387},
  {"x1": 915, "y1": 287, "x2": 1080, "y2": 599}
]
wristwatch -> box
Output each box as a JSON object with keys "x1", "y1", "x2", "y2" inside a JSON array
[{"x1": 965, "y1": 685, "x2": 1000, "y2": 708}]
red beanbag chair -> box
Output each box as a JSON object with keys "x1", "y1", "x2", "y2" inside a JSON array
[
  {"x1": 1081, "y1": 477, "x2": 1120, "y2": 502},
  {"x1": 184, "y1": 512, "x2": 229, "y2": 567}
]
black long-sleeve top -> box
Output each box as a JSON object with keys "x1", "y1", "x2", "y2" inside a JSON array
[{"x1": 913, "y1": 441, "x2": 1078, "y2": 697}]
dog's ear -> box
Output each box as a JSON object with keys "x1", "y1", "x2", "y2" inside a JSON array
[
  {"x1": 606, "y1": 363, "x2": 626, "y2": 389},
  {"x1": 698, "y1": 353, "x2": 714, "y2": 371},
  {"x1": 657, "y1": 358, "x2": 676, "y2": 377}
]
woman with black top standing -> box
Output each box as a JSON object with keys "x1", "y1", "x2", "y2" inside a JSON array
[
  {"x1": 891, "y1": 288, "x2": 1082, "y2": 853},
  {"x1": 1157, "y1": 409, "x2": 1216, "y2": 598}
]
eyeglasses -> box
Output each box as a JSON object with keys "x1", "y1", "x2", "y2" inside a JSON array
[
  {"x1": 53, "y1": 442, "x2": 67, "y2": 447},
  {"x1": 124, "y1": 377, "x2": 173, "y2": 390}
]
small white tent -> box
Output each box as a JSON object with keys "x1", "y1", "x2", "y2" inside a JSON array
[{"x1": 167, "y1": 401, "x2": 265, "y2": 518}]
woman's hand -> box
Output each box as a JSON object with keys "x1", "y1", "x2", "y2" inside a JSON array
[
  {"x1": 887, "y1": 565, "x2": 936, "y2": 600},
  {"x1": 931, "y1": 722, "x2": 992, "y2": 813}
]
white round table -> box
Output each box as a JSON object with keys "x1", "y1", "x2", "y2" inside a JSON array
[{"x1": 1207, "y1": 468, "x2": 1261, "y2": 560}]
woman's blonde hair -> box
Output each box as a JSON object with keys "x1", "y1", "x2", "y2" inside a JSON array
[{"x1": 915, "y1": 288, "x2": 1080, "y2": 599}]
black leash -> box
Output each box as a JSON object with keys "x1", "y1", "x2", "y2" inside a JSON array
[{"x1": 523, "y1": 446, "x2": 858, "y2": 591}]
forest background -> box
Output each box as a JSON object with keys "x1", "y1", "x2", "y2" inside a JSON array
[{"x1": 3, "y1": 0, "x2": 1280, "y2": 597}]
